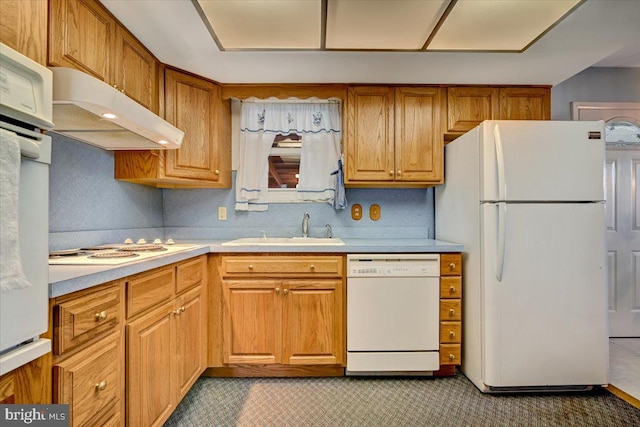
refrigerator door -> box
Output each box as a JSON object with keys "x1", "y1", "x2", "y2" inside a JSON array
[
  {"x1": 480, "y1": 120, "x2": 605, "y2": 202},
  {"x1": 481, "y1": 202, "x2": 608, "y2": 388}
]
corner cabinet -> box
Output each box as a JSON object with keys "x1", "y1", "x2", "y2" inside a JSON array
[
  {"x1": 115, "y1": 68, "x2": 232, "y2": 188},
  {"x1": 209, "y1": 254, "x2": 345, "y2": 377},
  {"x1": 345, "y1": 86, "x2": 445, "y2": 187}
]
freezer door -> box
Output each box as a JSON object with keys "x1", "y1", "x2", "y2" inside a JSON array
[
  {"x1": 481, "y1": 202, "x2": 608, "y2": 387},
  {"x1": 480, "y1": 120, "x2": 605, "y2": 202}
]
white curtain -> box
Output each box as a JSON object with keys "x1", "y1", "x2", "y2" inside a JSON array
[{"x1": 235, "y1": 100, "x2": 343, "y2": 211}]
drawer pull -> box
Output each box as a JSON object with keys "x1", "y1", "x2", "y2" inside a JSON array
[
  {"x1": 95, "y1": 380, "x2": 107, "y2": 392},
  {"x1": 449, "y1": 309, "x2": 456, "y2": 315},
  {"x1": 449, "y1": 262, "x2": 456, "y2": 270},
  {"x1": 173, "y1": 306, "x2": 185, "y2": 315},
  {"x1": 283, "y1": 289, "x2": 289, "y2": 296},
  {"x1": 215, "y1": 169, "x2": 220, "y2": 175},
  {"x1": 248, "y1": 265, "x2": 254, "y2": 270},
  {"x1": 449, "y1": 286, "x2": 456, "y2": 292},
  {"x1": 275, "y1": 287, "x2": 280, "y2": 294},
  {"x1": 449, "y1": 331, "x2": 456, "y2": 338},
  {"x1": 94, "y1": 311, "x2": 107, "y2": 321},
  {"x1": 448, "y1": 354, "x2": 456, "y2": 361},
  {"x1": 309, "y1": 265, "x2": 315, "y2": 271}
]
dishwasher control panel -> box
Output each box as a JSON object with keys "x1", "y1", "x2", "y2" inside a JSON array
[{"x1": 347, "y1": 254, "x2": 440, "y2": 277}]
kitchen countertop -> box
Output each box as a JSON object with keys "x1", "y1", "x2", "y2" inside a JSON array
[{"x1": 49, "y1": 238, "x2": 463, "y2": 298}]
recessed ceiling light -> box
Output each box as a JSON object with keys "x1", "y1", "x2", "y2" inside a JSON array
[{"x1": 102, "y1": 113, "x2": 117, "y2": 119}]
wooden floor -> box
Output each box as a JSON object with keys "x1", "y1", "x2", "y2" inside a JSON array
[{"x1": 607, "y1": 338, "x2": 640, "y2": 409}]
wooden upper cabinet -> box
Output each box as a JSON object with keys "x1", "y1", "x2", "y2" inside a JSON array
[
  {"x1": 113, "y1": 26, "x2": 159, "y2": 114},
  {"x1": 499, "y1": 87, "x2": 550, "y2": 120},
  {"x1": 0, "y1": 0, "x2": 48, "y2": 65},
  {"x1": 447, "y1": 87, "x2": 499, "y2": 133},
  {"x1": 345, "y1": 86, "x2": 395, "y2": 182},
  {"x1": 345, "y1": 85, "x2": 444, "y2": 186},
  {"x1": 48, "y1": 0, "x2": 115, "y2": 82},
  {"x1": 395, "y1": 87, "x2": 444, "y2": 183}
]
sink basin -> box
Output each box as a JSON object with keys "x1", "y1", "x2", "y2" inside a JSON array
[{"x1": 221, "y1": 237, "x2": 345, "y2": 246}]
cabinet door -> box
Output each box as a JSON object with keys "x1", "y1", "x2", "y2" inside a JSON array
[
  {"x1": 175, "y1": 287, "x2": 206, "y2": 401},
  {"x1": 499, "y1": 87, "x2": 550, "y2": 120},
  {"x1": 222, "y1": 280, "x2": 282, "y2": 364},
  {"x1": 395, "y1": 87, "x2": 444, "y2": 183},
  {"x1": 48, "y1": 0, "x2": 114, "y2": 82},
  {"x1": 113, "y1": 25, "x2": 159, "y2": 113},
  {"x1": 447, "y1": 87, "x2": 499, "y2": 133},
  {"x1": 0, "y1": 0, "x2": 48, "y2": 65},
  {"x1": 345, "y1": 86, "x2": 395, "y2": 182},
  {"x1": 127, "y1": 302, "x2": 175, "y2": 427},
  {"x1": 282, "y1": 280, "x2": 344, "y2": 365},
  {"x1": 164, "y1": 68, "x2": 223, "y2": 181}
]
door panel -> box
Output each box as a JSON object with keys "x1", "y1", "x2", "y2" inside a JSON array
[
  {"x1": 606, "y1": 150, "x2": 640, "y2": 336},
  {"x1": 480, "y1": 120, "x2": 605, "y2": 202},
  {"x1": 481, "y1": 203, "x2": 608, "y2": 387}
]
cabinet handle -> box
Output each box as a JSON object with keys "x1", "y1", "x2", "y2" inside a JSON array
[
  {"x1": 95, "y1": 380, "x2": 107, "y2": 392},
  {"x1": 94, "y1": 310, "x2": 107, "y2": 321},
  {"x1": 449, "y1": 331, "x2": 456, "y2": 338},
  {"x1": 248, "y1": 265, "x2": 254, "y2": 270},
  {"x1": 449, "y1": 285, "x2": 456, "y2": 292},
  {"x1": 120, "y1": 89, "x2": 125, "y2": 94},
  {"x1": 214, "y1": 169, "x2": 220, "y2": 175},
  {"x1": 449, "y1": 309, "x2": 455, "y2": 315},
  {"x1": 448, "y1": 354, "x2": 456, "y2": 361},
  {"x1": 309, "y1": 265, "x2": 315, "y2": 271},
  {"x1": 173, "y1": 308, "x2": 182, "y2": 315},
  {"x1": 397, "y1": 170, "x2": 402, "y2": 176},
  {"x1": 449, "y1": 262, "x2": 456, "y2": 270},
  {"x1": 180, "y1": 306, "x2": 186, "y2": 313},
  {"x1": 389, "y1": 171, "x2": 394, "y2": 176},
  {"x1": 283, "y1": 289, "x2": 289, "y2": 296},
  {"x1": 275, "y1": 287, "x2": 280, "y2": 294}
]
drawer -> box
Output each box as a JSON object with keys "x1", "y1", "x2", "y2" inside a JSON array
[
  {"x1": 54, "y1": 283, "x2": 121, "y2": 355},
  {"x1": 440, "y1": 322, "x2": 461, "y2": 344},
  {"x1": 126, "y1": 267, "x2": 174, "y2": 318},
  {"x1": 221, "y1": 256, "x2": 343, "y2": 277},
  {"x1": 54, "y1": 333, "x2": 121, "y2": 427},
  {"x1": 440, "y1": 299, "x2": 461, "y2": 321},
  {"x1": 440, "y1": 344, "x2": 461, "y2": 366},
  {"x1": 440, "y1": 254, "x2": 462, "y2": 276},
  {"x1": 440, "y1": 277, "x2": 462, "y2": 298},
  {"x1": 176, "y1": 256, "x2": 205, "y2": 294}
]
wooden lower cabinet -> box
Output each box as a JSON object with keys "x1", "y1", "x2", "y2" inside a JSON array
[
  {"x1": 438, "y1": 253, "x2": 462, "y2": 371},
  {"x1": 213, "y1": 254, "x2": 345, "y2": 375}
]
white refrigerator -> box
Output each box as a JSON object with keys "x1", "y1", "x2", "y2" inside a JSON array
[{"x1": 435, "y1": 120, "x2": 609, "y2": 393}]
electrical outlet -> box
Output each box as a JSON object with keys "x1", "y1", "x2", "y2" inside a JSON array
[
  {"x1": 218, "y1": 206, "x2": 227, "y2": 221},
  {"x1": 351, "y1": 204, "x2": 362, "y2": 220}
]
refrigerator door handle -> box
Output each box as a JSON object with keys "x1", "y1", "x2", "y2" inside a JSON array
[
  {"x1": 496, "y1": 203, "x2": 506, "y2": 282},
  {"x1": 494, "y1": 124, "x2": 506, "y2": 201}
]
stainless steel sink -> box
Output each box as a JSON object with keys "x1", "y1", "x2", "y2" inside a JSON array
[{"x1": 221, "y1": 237, "x2": 345, "y2": 246}]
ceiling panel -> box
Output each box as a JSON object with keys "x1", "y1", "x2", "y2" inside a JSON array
[
  {"x1": 428, "y1": 0, "x2": 582, "y2": 51},
  {"x1": 325, "y1": 0, "x2": 449, "y2": 50},
  {"x1": 196, "y1": 0, "x2": 322, "y2": 50}
]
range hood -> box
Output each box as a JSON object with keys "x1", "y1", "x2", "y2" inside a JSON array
[{"x1": 49, "y1": 67, "x2": 184, "y2": 150}]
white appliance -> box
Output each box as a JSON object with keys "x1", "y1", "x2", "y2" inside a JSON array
[
  {"x1": 50, "y1": 67, "x2": 184, "y2": 150},
  {"x1": 435, "y1": 120, "x2": 609, "y2": 392},
  {"x1": 346, "y1": 254, "x2": 441, "y2": 375},
  {"x1": 0, "y1": 43, "x2": 53, "y2": 375},
  {"x1": 48, "y1": 242, "x2": 198, "y2": 266}
]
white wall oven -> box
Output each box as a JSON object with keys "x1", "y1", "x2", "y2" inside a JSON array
[{"x1": 0, "y1": 43, "x2": 54, "y2": 375}]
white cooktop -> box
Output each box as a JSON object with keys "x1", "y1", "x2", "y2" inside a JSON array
[{"x1": 48, "y1": 244, "x2": 198, "y2": 266}]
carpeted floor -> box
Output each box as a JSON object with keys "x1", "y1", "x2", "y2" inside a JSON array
[{"x1": 165, "y1": 373, "x2": 640, "y2": 427}]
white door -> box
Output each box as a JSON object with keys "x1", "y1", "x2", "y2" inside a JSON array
[
  {"x1": 606, "y1": 149, "x2": 640, "y2": 337},
  {"x1": 481, "y1": 202, "x2": 609, "y2": 387},
  {"x1": 479, "y1": 120, "x2": 605, "y2": 202},
  {"x1": 573, "y1": 102, "x2": 640, "y2": 337}
]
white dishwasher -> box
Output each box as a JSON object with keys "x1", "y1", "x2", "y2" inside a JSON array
[{"x1": 346, "y1": 254, "x2": 441, "y2": 375}]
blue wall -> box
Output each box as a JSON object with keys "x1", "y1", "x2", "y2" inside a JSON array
[{"x1": 48, "y1": 134, "x2": 164, "y2": 250}]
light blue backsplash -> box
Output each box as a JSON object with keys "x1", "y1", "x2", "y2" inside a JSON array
[
  {"x1": 48, "y1": 134, "x2": 164, "y2": 250},
  {"x1": 162, "y1": 172, "x2": 434, "y2": 241}
]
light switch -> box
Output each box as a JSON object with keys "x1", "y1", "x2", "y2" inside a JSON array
[
  {"x1": 370, "y1": 204, "x2": 381, "y2": 221},
  {"x1": 218, "y1": 206, "x2": 227, "y2": 221}
]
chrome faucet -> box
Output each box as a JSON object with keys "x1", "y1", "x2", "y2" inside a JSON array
[
  {"x1": 302, "y1": 212, "x2": 310, "y2": 238},
  {"x1": 325, "y1": 224, "x2": 333, "y2": 239}
]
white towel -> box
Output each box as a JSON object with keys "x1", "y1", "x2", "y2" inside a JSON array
[{"x1": 0, "y1": 129, "x2": 32, "y2": 291}]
